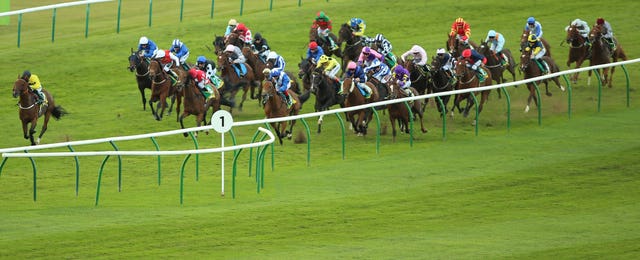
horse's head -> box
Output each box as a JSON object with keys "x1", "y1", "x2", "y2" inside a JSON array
[
  {"x1": 589, "y1": 24, "x2": 604, "y2": 43},
  {"x1": 298, "y1": 57, "x2": 311, "y2": 79},
  {"x1": 225, "y1": 33, "x2": 243, "y2": 48},
  {"x1": 337, "y1": 23, "x2": 352, "y2": 44},
  {"x1": 309, "y1": 70, "x2": 324, "y2": 94},
  {"x1": 217, "y1": 52, "x2": 232, "y2": 72},
  {"x1": 446, "y1": 34, "x2": 456, "y2": 54},
  {"x1": 340, "y1": 76, "x2": 355, "y2": 97},
  {"x1": 566, "y1": 25, "x2": 585, "y2": 47},
  {"x1": 477, "y1": 41, "x2": 489, "y2": 55},
  {"x1": 213, "y1": 35, "x2": 225, "y2": 55},
  {"x1": 148, "y1": 59, "x2": 166, "y2": 82},
  {"x1": 519, "y1": 48, "x2": 533, "y2": 71},
  {"x1": 128, "y1": 50, "x2": 148, "y2": 73},
  {"x1": 128, "y1": 50, "x2": 138, "y2": 72},
  {"x1": 261, "y1": 79, "x2": 275, "y2": 105},
  {"x1": 13, "y1": 77, "x2": 29, "y2": 99}
]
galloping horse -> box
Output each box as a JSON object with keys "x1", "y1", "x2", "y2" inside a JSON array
[
  {"x1": 309, "y1": 69, "x2": 345, "y2": 133},
  {"x1": 225, "y1": 32, "x2": 245, "y2": 48},
  {"x1": 309, "y1": 26, "x2": 342, "y2": 58},
  {"x1": 261, "y1": 80, "x2": 308, "y2": 145},
  {"x1": 519, "y1": 48, "x2": 565, "y2": 113},
  {"x1": 386, "y1": 82, "x2": 428, "y2": 142},
  {"x1": 587, "y1": 24, "x2": 627, "y2": 88},
  {"x1": 446, "y1": 34, "x2": 478, "y2": 59},
  {"x1": 340, "y1": 76, "x2": 379, "y2": 136},
  {"x1": 128, "y1": 49, "x2": 152, "y2": 111},
  {"x1": 564, "y1": 24, "x2": 590, "y2": 84},
  {"x1": 242, "y1": 47, "x2": 268, "y2": 99},
  {"x1": 148, "y1": 59, "x2": 178, "y2": 121},
  {"x1": 520, "y1": 29, "x2": 551, "y2": 57},
  {"x1": 338, "y1": 23, "x2": 365, "y2": 76},
  {"x1": 179, "y1": 74, "x2": 221, "y2": 137},
  {"x1": 428, "y1": 58, "x2": 456, "y2": 117},
  {"x1": 453, "y1": 59, "x2": 492, "y2": 124},
  {"x1": 298, "y1": 57, "x2": 315, "y2": 91},
  {"x1": 477, "y1": 41, "x2": 516, "y2": 93},
  {"x1": 212, "y1": 35, "x2": 226, "y2": 55},
  {"x1": 217, "y1": 51, "x2": 256, "y2": 112},
  {"x1": 12, "y1": 78, "x2": 67, "y2": 145}
]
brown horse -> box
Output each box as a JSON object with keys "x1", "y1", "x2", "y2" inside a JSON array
[
  {"x1": 148, "y1": 59, "x2": 179, "y2": 121},
  {"x1": 340, "y1": 76, "x2": 379, "y2": 136},
  {"x1": 261, "y1": 80, "x2": 307, "y2": 145},
  {"x1": 179, "y1": 74, "x2": 221, "y2": 137},
  {"x1": 242, "y1": 46, "x2": 267, "y2": 99},
  {"x1": 217, "y1": 51, "x2": 256, "y2": 112},
  {"x1": 519, "y1": 48, "x2": 565, "y2": 113},
  {"x1": 128, "y1": 49, "x2": 152, "y2": 111},
  {"x1": 12, "y1": 78, "x2": 67, "y2": 145},
  {"x1": 297, "y1": 57, "x2": 315, "y2": 91},
  {"x1": 446, "y1": 34, "x2": 478, "y2": 59},
  {"x1": 309, "y1": 69, "x2": 345, "y2": 133},
  {"x1": 212, "y1": 35, "x2": 226, "y2": 56},
  {"x1": 338, "y1": 23, "x2": 365, "y2": 76},
  {"x1": 587, "y1": 24, "x2": 627, "y2": 88},
  {"x1": 386, "y1": 82, "x2": 428, "y2": 142},
  {"x1": 453, "y1": 59, "x2": 492, "y2": 125},
  {"x1": 564, "y1": 24, "x2": 590, "y2": 84},
  {"x1": 520, "y1": 30, "x2": 551, "y2": 57},
  {"x1": 309, "y1": 26, "x2": 342, "y2": 58},
  {"x1": 225, "y1": 32, "x2": 245, "y2": 48},
  {"x1": 477, "y1": 41, "x2": 516, "y2": 93}
]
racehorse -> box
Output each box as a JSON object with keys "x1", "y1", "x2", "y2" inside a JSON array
[
  {"x1": 564, "y1": 24, "x2": 590, "y2": 84},
  {"x1": 520, "y1": 29, "x2": 551, "y2": 57},
  {"x1": 386, "y1": 82, "x2": 428, "y2": 142},
  {"x1": 12, "y1": 78, "x2": 67, "y2": 145},
  {"x1": 225, "y1": 32, "x2": 245, "y2": 48},
  {"x1": 128, "y1": 49, "x2": 152, "y2": 111},
  {"x1": 340, "y1": 76, "x2": 379, "y2": 136},
  {"x1": 242, "y1": 46, "x2": 267, "y2": 99},
  {"x1": 477, "y1": 41, "x2": 516, "y2": 94},
  {"x1": 298, "y1": 57, "x2": 315, "y2": 91},
  {"x1": 212, "y1": 35, "x2": 226, "y2": 55},
  {"x1": 309, "y1": 26, "x2": 342, "y2": 58},
  {"x1": 453, "y1": 59, "x2": 492, "y2": 125},
  {"x1": 148, "y1": 59, "x2": 178, "y2": 121},
  {"x1": 179, "y1": 74, "x2": 221, "y2": 137},
  {"x1": 265, "y1": 59, "x2": 302, "y2": 95},
  {"x1": 446, "y1": 33, "x2": 478, "y2": 59},
  {"x1": 309, "y1": 69, "x2": 345, "y2": 133},
  {"x1": 217, "y1": 51, "x2": 256, "y2": 112},
  {"x1": 519, "y1": 48, "x2": 565, "y2": 113},
  {"x1": 261, "y1": 80, "x2": 308, "y2": 145},
  {"x1": 338, "y1": 23, "x2": 365, "y2": 76},
  {"x1": 587, "y1": 24, "x2": 627, "y2": 88},
  {"x1": 428, "y1": 58, "x2": 456, "y2": 117}
]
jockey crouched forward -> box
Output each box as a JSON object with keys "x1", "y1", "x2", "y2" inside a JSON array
[
  {"x1": 188, "y1": 68, "x2": 216, "y2": 101},
  {"x1": 391, "y1": 65, "x2": 413, "y2": 97},
  {"x1": 343, "y1": 61, "x2": 372, "y2": 99},
  {"x1": 461, "y1": 49, "x2": 488, "y2": 82},
  {"x1": 316, "y1": 55, "x2": 342, "y2": 93},
  {"x1": 269, "y1": 70, "x2": 296, "y2": 108},
  {"x1": 21, "y1": 70, "x2": 46, "y2": 105},
  {"x1": 224, "y1": 45, "x2": 247, "y2": 77},
  {"x1": 196, "y1": 55, "x2": 223, "y2": 90},
  {"x1": 152, "y1": 49, "x2": 181, "y2": 84}
]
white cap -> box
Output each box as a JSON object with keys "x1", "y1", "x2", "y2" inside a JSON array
[
  {"x1": 436, "y1": 48, "x2": 446, "y2": 54},
  {"x1": 139, "y1": 36, "x2": 149, "y2": 45},
  {"x1": 224, "y1": 45, "x2": 236, "y2": 52},
  {"x1": 228, "y1": 19, "x2": 237, "y2": 26},
  {"x1": 267, "y1": 52, "x2": 278, "y2": 60}
]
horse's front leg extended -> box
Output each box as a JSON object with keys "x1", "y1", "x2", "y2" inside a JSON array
[
  {"x1": 22, "y1": 121, "x2": 29, "y2": 140},
  {"x1": 29, "y1": 120, "x2": 38, "y2": 145}
]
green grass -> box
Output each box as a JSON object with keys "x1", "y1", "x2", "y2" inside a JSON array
[{"x1": 1, "y1": 0, "x2": 640, "y2": 258}]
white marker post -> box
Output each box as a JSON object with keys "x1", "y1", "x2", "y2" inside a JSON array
[{"x1": 211, "y1": 110, "x2": 233, "y2": 197}]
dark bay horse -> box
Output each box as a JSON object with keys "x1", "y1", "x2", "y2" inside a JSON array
[
  {"x1": 520, "y1": 30, "x2": 551, "y2": 57},
  {"x1": 309, "y1": 69, "x2": 345, "y2": 133},
  {"x1": 298, "y1": 57, "x2": 314, "y2": 91},
  {"x1": 477, "y1": 41, "x2": 516, "y2": 94},
  {"x1": 12, "y1": 78, "x2": 67, "y2": 145},
  {"x1": 453, "y1": 60, "x2": 492, "y2": 125},
  {"x1": 386, "y1": 83, "x2": 428, "y2": 142},
  {"x1": 213, "y1": 35, "x2": 226, "y2": 55},
  {"x1": 564, "y1": 24, "x2": 590, "y2": 84},
  {"x1": 217, "y1": 51, "x2": 256, "y2": 112},
  {"x1": 446, "y1": 34, "x2": 478, "y2": 59},
  {"x1": 338, "y1": 23, "x2": 365, "y2": 76},
  {"x1": 428, "y1": 58, "x2": 456, "y2": 117},
  {"x1": 519, "y1": 48, "x2": 565, "y2": 113},
  {"x1": 309, "y1": 26, "x2": 342, "y2": 58},
  {"x1": 242, "y1": 46, "x2": 267, "y2": 99},
  {"x1": 148, "y1": 59, "x2": 178, "y2": 121},
  {"x1": 340, "y1": 77, "x2": 379, "y2": 136},
  {"x1": 261, "y1": 80, "x2": 308, "y2": 145},
  {"x1": 587, "y1": 24, "x2": 627, "y2": 88},
  {"x1": 179, "y1": 74, "x2": 221, "y2": 137},
  {"x1": 128, "y1": 49, "x2": 152, "y2": 111}
]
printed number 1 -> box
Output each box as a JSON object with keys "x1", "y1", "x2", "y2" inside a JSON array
[{"x1": 220, "y1": 116, "x2": 224, "y2": 127}]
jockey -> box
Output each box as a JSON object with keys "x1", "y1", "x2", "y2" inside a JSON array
[
  {"x1": 266, "y1": 51, "x2": 286, "y2": 74},
  {"x1": 461, "y1": 48, "x2": 488, "y2": 81},
  {"x1": 485, "y1": 30, "x2": 508, "y2": 65},
  {"x1": 343, "y1": 61, "x2": 372, "y2": 98},
  {"x1": 137, "y1": 36, "x2": 157, "y2": 58},
  {"x1": 188, "y1": 68, "x2": 215, "y2": 99},
  {"x1": 400, "y1": 45, "x2": 430, "y2": 75},
  {"x1": 316, "y1": 54, "x2": 341, "y2": 83},
  {"x1": 357, "y1": 46, "x2": 383, "y2": 66},
  {"x1": 349, "y1": 17, "x2": 366, "y2": 37},
  {"x1": 270, "y1": 70, "x2": 295, "y2": 108},
  {"x1": 20, "y1": 70, "x2": 46, "y2": 105},
  {"x1": 171, "y1": 38, "x2": 190, "y2": 70},
  {"x1": 196, "y1": 56, "x2": 223, "y2": 90},
  {"x1": 525, "y1": 34, "x2": 550, "y2": 74},
  {"x1": 224, "y1": 19, "x2": 237, "y2": 37},
  {"x1": 566, "y1": 19, "x2": 590, "y2": 39},
  {"x1": 435, "y1": 48, "x2": 455, "y2": 81},
  {"x1": 233, "y1": 23, "x2": 253, "y2": 46},
  {"x1": 224, "y1": 44, "x2": 247, "y2": 77},
  {"x1": 392, "y1": 65, "x2": 412, "y2": 97},
  {"x1": 366, "y1": 33, "x2": 397, "y2": 68},
  {"x1": 595, "y1": 17, "x2": 616, "y2": 51},
  {"x1": 360, "y1": 47, "x2": 391, "y2": 85},
  {"x1": 450, "y1": 17, "x2": 471, "y2": 41},
  {"x1": 314, "y1": 11, "x2": 338, "y2": 51},
  {"x1": 524, "y1": 16, "x2": 543, "y2": 39},
  {"x1": 306, "y1": 41, "x2": 325, "y2": 63},
  {"x1": 152, "y1": 49, "x2": 181, "y2": 82},
  {"x1": 252, "y1": 33, "x2": 270, "y2": 62}
]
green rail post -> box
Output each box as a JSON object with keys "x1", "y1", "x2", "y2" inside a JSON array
[
  {"x1": 117, "y1": 0, "x2": 122, "y2": 33},
  {"x1": 593, "y1": 69, "x2": 602, "y2": 112},
  {"x1": 248, "y1": 129, "x2": 262, "y2": 176},
  {"x1": 150, "y1": 137, "x2": 161, "y2": 185},
  {"x1": 532, "y1": 82, "x2": 542, "y2": 125},
  {"x1": 17, "y1": 14, "x2": 22, "y2": 48},
  {"x1": 95, "y1": 155, "x2": 111, "y2": 206},
  {"x1": 298, "y1": 0, "x2": 302, "y2": 7},
  {"x1": 561, "y1": 75, "x2": 572, "y2": 119},
  {"x1": 334, "y1": 113, "x2": 346, "y2": 160},
  {"x1": 232, "y1": 148, "x2": 243, "y2": 199},
  {"x1": 263, "y1": 123, "x2": 274, "y2": 171},
  {"x1": 67, "y1": 145, "x2": 80, "y2": 197},
  {"x1": 52, "y1": 8, "x2": 57, "y2": 42},
  {"x1": 371, "y1": 108, "x2": 381, "y2": 154},
  {"x1": 299, "y1": 118, "x2": 311, "y2": 166},
  {"x1": 210, "y1": 0, "x2": 215, "y2": 19},
  {"x1": 188, "y1": 132, "x2": 199, "y2": 181},
  {"x1": 148, "y1": 0, "x2": 153, "y2": 27},
  {"x1": 179, "y1": 0, "x2": 184, "y2": 22},
  {"x1": 269, "y1": 0, "x2": 274, "y2": 11},
  {"x1": 84, "y1": 4, "x2": 90, "y2": 38},
  {"x1": 240, "y1": 0, "x2": 244, "y2": 16},
  {"x1": 500, "y1": 88, "x2": 511, "y2": 132},
  {"x1": 179, "y1": 154, "x2": 192, "y2": 205},
  {"x1": 229, "y1": 129, "x2": 238, "y2": 157},
  {"x1": 436, "y1": 97, "x2": 446, "y2": 140},
  {"x1": 109, "y1": 141, "x2": 122, "y2": 192},
  {"x1": 26, "y1": 151, "x2": 36, "y2": 201},
  {"x1": 621, "y1": 65, "x2": 630, "y2": 107},
  {"x1": 0, "y1": 157, "x2": 7, "y2": 176},
  {"x1": 403, "y1": 102, "x2": 414, "y2": 147}
]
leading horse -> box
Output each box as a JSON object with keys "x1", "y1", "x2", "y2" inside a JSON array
[
  {"x1": 309, "y1": 69, "x2": 345, "y2": 133},
  {"x1": 12, "y1": 78, "x2": 67, "y2": 145},
  {"x1": 179, "y1": 74, "x2": 221, "y2": 137},
  {"x1": 128, "y1": 49, "x2": 152, "y2": 111},
  {"x1": 519, "y1": 48, "x2": 565, "y2": 113},
  {"x1": 446, "y1": 34, "x2": 478, "y2": 59},
  {"x1": 564, "y1": 24, "x2": 590, "y2": 84},
  {"x1": 453, "y1": 59, "x2": 492, "y2": 125},
  {"x1": 587, "y1": 24, "x2": 627, "y2": 88}
]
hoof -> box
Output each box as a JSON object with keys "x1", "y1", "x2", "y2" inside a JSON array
[{"x1": 524, "y1": 105, "x2": 530, "y2": 113}]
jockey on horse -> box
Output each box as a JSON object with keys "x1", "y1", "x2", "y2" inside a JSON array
[
  {"x1": 306, "y1": 41, "x2": 324, "y2": 63},
  {"x1": 484, "y1": 30, "x2": 509, "y2": 66},
  {"x1": 268, "y1": 70, "x2": 296, "y2": 108},
  {"x1": 343, "y1": 61, "x2": 373, "y2": 99},
  {"x1": 565, "y1": 19, "x2": 591, "y2": 47},
  {"x1": 365, "y1": 33, "x2": 398, "y2": 68},
  {"x1": 171, "y1": 38, "x2": 190, "y2": 71},
  {"x1": 450, "y1": 17, "x2": 471, "y2": 45},
  {"x1": 251, "y1": 33, "x2": 270, "y2": 63},
  {"x1": 524, "y1": 34, "x2": 550, "y2": 74},
  {"x1": 434, "y1": 48, "x2": 456, "y2": 83},
  {"x1": 313, "y1": 11, "x2": 339, "y2": 51},
  {"x1": 391, "y1": 65, "x2": 413, "y2": 97},
  {"x1": 315, "y1": 54, "x2": 342, "y2": 93},
  {"x1": 349, "y1": 17, "x2": 367, "y2": 37},
  {"x1": 594, "y1": 17, "x2": 616, "y2": 53},
  {"x1": 359, "y1": 47, "x2": 391, "y2": 88},
  {"x1": 196, "y1": 55, "x2": 223, "y2": 90},
  {"x1": 266, "y1": 51, "x2": 286, "y2": 74},
  {"x1": 400, "y1": 45, "x2": 430, "y2": 76},
  {"x1": 461, "y1": 49, "x2": 488, "y2": 82},
  {"x1": 21, "y1": 70, "x2": 46, "y2": 105},
  {"x1": 137, "y1": 36, "x2": 158, "y2": 58},
  {"x1": 233, "y1": 23, "x2": 253, "y2": 47},
  {"x1": 224, "y1": 44, "x2": 248, "y2": 77},
  {"x1": 224, "y1": 19, "x2": 238, "y2": 38},
  {"x1": 152, "y1": 49, "x2": 182, "y2": 84},
  {"x1": 188, "y1": 68, "x2": 217, "y2": 100}
]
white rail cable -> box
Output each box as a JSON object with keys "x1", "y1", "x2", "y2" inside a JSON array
[{"x1": 0, "y1": 0, "x2": 113, "y2": 17}]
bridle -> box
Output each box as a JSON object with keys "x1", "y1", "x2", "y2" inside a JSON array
[{"x1": 149, "y1": 59, "x2": 167, "y2": 84}]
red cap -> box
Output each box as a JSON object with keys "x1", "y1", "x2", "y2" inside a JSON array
[{"x1": 309, "y1": 41, "x2": 318, "y2": 50}]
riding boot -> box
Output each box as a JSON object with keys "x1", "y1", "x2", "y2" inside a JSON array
[
  {"x1": 543, "y1": 60, "x2": 551, "y2": 75},
  {"x1": 35, "y1": 89, "x2": 45, "y2": 104},
  {"x1": 282, "y1": 91, "x2": 293, "y2": 108},
  {"x1": 360, "y1": 83, "x2": 372, "y2": 99},
  {"x1": 327, "y1": 36, "x2": 338, "y2": 51},
  {"x1": 169, "y1": 70, "x2": 180, "y2": 84},
  {"x1": 476, "y1": 69, "x2": 486, "y2": 82},
  {"x1": 181, "y1": 63, "x2": 190, "y2": 71},
  {"x1": 500, "y1": 53, "x2": 509, "y2": 66},
  {"x1": 403, "y1": 88, "x2": 413, "y2": 97}
]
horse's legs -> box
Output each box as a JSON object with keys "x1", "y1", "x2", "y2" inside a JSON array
[
  {"x1": 28, "y1": 119, "x2": 38, "y2": 145},
  {"x1": 607, "y1": 66, "x2": 615, "y2": 88},
  {"x1": 525, "y1": 84, "x2": 537, "y2": 113},
  {"x1": 175, "y1": 93, "x2": 181, "y2": 122},
  {"x1": 167, "y1": 93, "x2": 176, "y2": 116},
  {"x1": 22, "y1": 121, "x2": 29, "y2": 140},
  {"x1": 389, "y1": 114, "x2": 397, "y2": 142},
  {"x1": 139, "y1": 86, "x2": 147, "y2": 111},
  {"x1": 36, "y1": 113, "x2": 52, "y2": 145},
  {"x1": 179, "y1": 113, "x2": 189, "y2": 137},
  {"x1": 238, "y1": 86, "x2": 249, "y2": 112},
  {"x1": 271, "y1": 122, "x2": 283, "y2": 145}
]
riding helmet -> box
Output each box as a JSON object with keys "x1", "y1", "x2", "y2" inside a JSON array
[
  {"x1": 139, "y1": 36, "x2": 149, "y2": 45},
  {"x1": 527, "y1": 17, "x2": 535, "y2": 24},
  {"x1": 22, "y1": 70, "x2": 31, "y2": 79},
  {"x1": 462, "y1": 49, "x2": 472, "y2": 58},
  {"x1": 197, "y1": 56, "x2": 207, "y2": 63}
]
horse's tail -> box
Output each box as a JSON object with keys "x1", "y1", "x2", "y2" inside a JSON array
[{"x1": 52, "y1": 105, "x2": 68, "y2": 120}]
